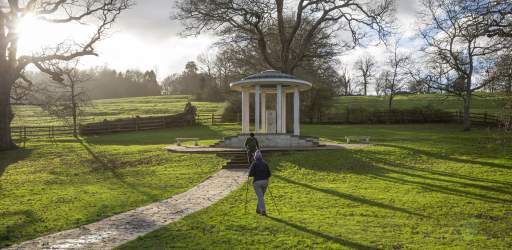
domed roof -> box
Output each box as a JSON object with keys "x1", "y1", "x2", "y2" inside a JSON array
[{"x1": 230, "y1": 70, "x2": 312, "y2": 92}]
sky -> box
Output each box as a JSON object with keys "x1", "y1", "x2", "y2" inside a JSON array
[{"x1": 17, "y1": 0, "x2": 423, "y2": 81}]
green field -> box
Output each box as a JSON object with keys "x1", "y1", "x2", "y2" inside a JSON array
[
  {"x1": 0, "y1": 125, "x2": 241, "y2": 247},
  {"x1": 117, "y1": 124, "x2": 512, "y2": 249},
  {"x1": 2, "y1": 123, "x2": 510, "y2": 248},
  {"x1": 332, "y1": 93, "x2": 508, "y2": 113},
  {"x1": 12, "y1": 93, "x2": 509, "y2": 127},
  {"x1": 12, "y1": 95, "x2": 226, "y2": 126},
  {"x1": 3, "y1": 94, "x2": 512, "y2": 248}
]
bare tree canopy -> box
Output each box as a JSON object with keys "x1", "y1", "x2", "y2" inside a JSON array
[
  {"x1": 355, "y1": 54, "x2": 376, "y2": 96},
  {"x1": 417, "y1": 0, "x2": 511, "y2": 130},
  {"x1": 384, "y1": 40, "x2": 409, "y2": 110},
  {"x1": 174, "y1": 0, "x2": 395, "y2": 74},
  {"x1": 0, "y1": 0, "x2": 132, "y2": 150}
]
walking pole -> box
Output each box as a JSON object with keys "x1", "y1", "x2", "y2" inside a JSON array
[
  {"x1": 244, "y1": 176, "x2": 249, "y2": 214},
  {"x1": 267, "y1": 186, "x2": 281, "y2": 216}
]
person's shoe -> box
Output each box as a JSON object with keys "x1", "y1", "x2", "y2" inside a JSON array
[
  {"x1": 260, "y1": 211, "x2": 267, "y2": 216},
  {"x1": 256, "y1": 209, "x2": 261, "y2": 214}
]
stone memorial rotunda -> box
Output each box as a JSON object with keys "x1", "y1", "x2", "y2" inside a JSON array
[{"x1": 214, "y1": 70, "x2": 320, "y2": 148}]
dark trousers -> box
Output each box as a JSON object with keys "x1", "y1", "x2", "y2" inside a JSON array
[{"x1": 246, "y1": 149, "x2": 256, "y2": 164}]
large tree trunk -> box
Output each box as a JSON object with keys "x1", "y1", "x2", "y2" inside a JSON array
[
  {"x1": 0, "y1": 78, "x2": 16, "y2": 151},
  {"x1": 463, "y1": 95, "x2": 471, "y2": 131}
]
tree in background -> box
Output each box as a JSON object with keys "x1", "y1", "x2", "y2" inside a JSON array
[
  {"x1": 175, "y1": 0, "x2": 394, "y2": 74},
  {"x1": 486, "y1": 49, "x2": 512, "y2": 95},
  {"x1": 339, "y1": 67, "x2": 354, "y2": 96},
  {"x1": 355, "y1": 55, "x2": 376, "y2": 96},
  {"x1": 375, "y1": 71, "x2": 390, "y2": 97},
  {"x1": 419, "y1": 0, "x2": 511, "y2": 131},
  {"x1": 0, "y1": 0, "x2": 132, "y2": 150},
  {"x1": 40, "y1": 64, "x2": 90, "y2": 137},
  {"x1": 85, "y1": 68, "x2": 161, "y2": 99},
  {"x1": 383, "y1": 40, "x2": 409, "y2": 110},
  {"x1": 161, "y1": 61, "x2": 223, "y2": 102}
]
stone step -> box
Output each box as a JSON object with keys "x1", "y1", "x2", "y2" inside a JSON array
[{"x1": 224, "y1": 163, "x2": 250, "y2": 169}]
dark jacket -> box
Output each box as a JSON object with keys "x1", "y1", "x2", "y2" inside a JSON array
[
  {"x1": 244, "y1": 137, "x2": 260, "y2": 152},
  {"x1": 248, "y1": 160, "x2": 271, "y2": 182}
]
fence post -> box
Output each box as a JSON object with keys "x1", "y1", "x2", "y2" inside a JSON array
[{"x1": 23, "y1": 127, "x2": 26, "y2": 148}]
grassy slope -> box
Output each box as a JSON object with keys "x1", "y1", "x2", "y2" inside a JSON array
[
  {"x1": 12, "y1": 95, "x2": 226, "y2": 126},
  {"x1": 119, "y1": 124, "x2": 512, "y2": 249},
  {"x1": 332, "y1": 93, "x2": 507, "y2": 113},
  {"x1": 12, "y1": 93, "x2": 509, "y2": 127},
  {"x1": 0, "y1": 124, "x2": 240, "y2": 248}
]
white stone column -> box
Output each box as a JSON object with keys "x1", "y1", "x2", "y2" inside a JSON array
[
  {"x1": 241, "y1": 88, "x2": 250, "y2": 134},
  {"x1": 276, "y1": 84, "x2": 282, "y2": 133},
  {"x1": 261, "y1": 91, "x2": 267, "y2": 133},
  {"x1": 293, "y1": 87, "x2": 300, "y2": 136},
  {"x1": 255, "y1": 85, "x2": 260, "y2": 133},
  {"x1": 281, "y1": 89, "x2": 287, "y2": 133}
]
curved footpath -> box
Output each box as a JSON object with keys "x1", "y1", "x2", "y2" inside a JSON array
[{"x1": 5, "y1": 169, "x2": 248, "y2": 250}]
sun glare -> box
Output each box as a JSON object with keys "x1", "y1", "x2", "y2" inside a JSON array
[{"x1": 17, "y1": 14, "x2": 91, "y2": 55}]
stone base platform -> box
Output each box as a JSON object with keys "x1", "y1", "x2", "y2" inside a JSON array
[
  {"x1": 165, "y1": 142, "x2": 368, "y2": 153},
  {"x1": 212, "y1": 133, "x2": 320, "y2": 148}
]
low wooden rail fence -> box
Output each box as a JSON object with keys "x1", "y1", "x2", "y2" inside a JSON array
[
  {"x1": 195, "y1": 113, "x2": 224, "y2": 124},
  {"x1": 79, "y1": 112, "x2": 195, "y2": 135},
  {"x1": 11, "y1": 126, "x2": 74, "y2": 146}
]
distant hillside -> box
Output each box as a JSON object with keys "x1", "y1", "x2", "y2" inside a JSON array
[
  {"x1": 12, "y1": 96, "x2": 226, "y2": 126},
  {"x1": 331, "y1": 93, "x2": 508, "y2": 114},
  {"x1": 11, "y1": 93, "x2": 509, "y2": 126}
]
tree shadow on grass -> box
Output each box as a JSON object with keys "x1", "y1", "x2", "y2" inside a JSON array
[
  {"x1": 267, "y1": 216, "x2": 377, "y2": 250},
  {"x1": 274, "y1": 175, "x2": 425, "y2": 217},
  {"x1": 77, "y1": 140, "x2": 160, "y2": 201},
  {"x1": 0, "y1": 210, "x2": 40, "y2": 248},
  {"x1": 268, "y1": 149, "x2": 387, "y2": 175},
  {"x1": 352, "y1": 151, "x2": 512, "y2": 204},
  {"x1": 380, "y1": 144, "x2": 511, "y2": 170},
  {"x1": 83, "y1": 125, "x2": 236, "y2": 146},
  {"x1": 0, "y1": 148, "x2": 33, "y2": 178}
]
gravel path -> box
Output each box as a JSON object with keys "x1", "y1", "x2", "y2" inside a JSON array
[{"x1": 5, "y1": 169, "x2": 248, "y2": 250}]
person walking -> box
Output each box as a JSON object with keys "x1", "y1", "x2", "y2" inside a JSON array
[
  {"x1": 244, "y1": 133, "x2": 260, "y2": 164},
  {"x1": 248, "y1": 150, "x2": 271, "y2": 216}
]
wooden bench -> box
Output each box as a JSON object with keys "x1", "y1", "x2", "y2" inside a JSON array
[
  {"x1": 176, "y1": 138, "x2": 199, "y2": 146},
  {"x1": 345, "y1": 136, "x2": 371, "y2": 144}
]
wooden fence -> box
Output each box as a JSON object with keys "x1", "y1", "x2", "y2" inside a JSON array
[
  {"x1": 79, "y1": 112, "x2": 195, "y2": 135},
  {"x1": 452, "y1": 111, "x2": 509, "y2": 127},
  {"x1": 11, "y1": 126, "x2": 74, "y2": 146},
  {"x1": 195, "y1": 113, "x2": 224, "y2": 124}
]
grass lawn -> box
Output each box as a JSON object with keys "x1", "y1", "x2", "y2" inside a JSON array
[
  {"x1": 332, "y1": 93, "x2": 508, "y2": 114},
  {"x1": 118, "y1": 124, "x2": 512, "y2": 249},
  {"x1": 11, "y1": 95, "x2": 226, "y2": 126},
  {"x1": 0, "y1": 124, "x2": 240, "y2": 248}
]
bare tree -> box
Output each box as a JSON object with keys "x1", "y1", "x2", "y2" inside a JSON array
[
  {"x1": 480, "y1": 0, "x2": 512, "y2": 38},
  {"x1": 0, "y1": 0, "x2": 132, "y2": 150},
  {"x1": 339, "y1": 67, "x2": 354, "y2": 96},
  {"x1": 40, "y1": 64, "x2": 91, "y2": 137},
  {"x1": 174, "y1": 0, "x2": 395, "y2": 74},
  {"x1": 384, "y1": 40, "x2": 409, "y2": 110},
  {"x1": 419, "y1": 0, "x2": 511, "y2": 131},
  {"x1": 355, "y1": 54, "x2": 376, "y2": 96},
  {"x1": 375, "y1": 70, "x2": 390, "y2": 97}
]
